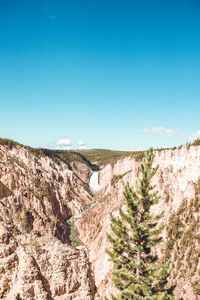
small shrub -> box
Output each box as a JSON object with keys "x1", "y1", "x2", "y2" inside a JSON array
[
  {"x1": 192, "y1": 280, "x2": 200, "y2": 295},
  {"x1": 31, "y1": 239, "x2": 41, "y2": 252},
  {"x1": 111, "y1": 170, "x2": 131, "y2": 187},
  {"x1": 68, "y1": 219, "x2": 82, "y2": 248},
  {"x1": 165, "y1": 192, "x2": 170, "y2": 203}
]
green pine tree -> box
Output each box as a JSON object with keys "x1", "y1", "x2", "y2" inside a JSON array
[{"x1": 106, "y1": 148, "x2": 174, "y2": 300}]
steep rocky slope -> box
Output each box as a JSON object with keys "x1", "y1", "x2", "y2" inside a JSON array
[
  {"x1": 77, "y1": 146, "x2": 200, "y2": 299},
  {"x1": 0, "y1": 144, "x2": 95, "y2": 299}
]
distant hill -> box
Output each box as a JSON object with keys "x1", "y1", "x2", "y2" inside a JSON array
[
  {"x1": 77, "y1": 149, "x2": 144, "y2": 166},
  {"x1": 0, "y1": 138, "x2": 144, "y2": 169}
]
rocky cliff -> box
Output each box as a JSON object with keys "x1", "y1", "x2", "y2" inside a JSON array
[
  {"x1": 0, "y1": 144, "x2": 95, "y2": 299},
  {"x1": 77, "y1": 146, "x2": 200, "y2": 299}
]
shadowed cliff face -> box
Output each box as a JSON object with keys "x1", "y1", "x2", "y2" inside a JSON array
[
  {"x1": 77, "y1": 146, "x2": 200, "y2": 300},
  {"x1": 0, "y1": 145, "x2": 96, "y2": 299}
]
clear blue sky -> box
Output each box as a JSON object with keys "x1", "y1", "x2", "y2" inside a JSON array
[{"x1": 0, "y1": 0, "x2": 200, "y2": 150}]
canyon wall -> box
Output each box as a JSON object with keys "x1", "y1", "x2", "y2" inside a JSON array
[
  {"x1": 0, "y1": 145, "x2": 95, "y2": 299},
  {"x1": 1, "y1": 143, "x2": 200, "y2": 299},
  {"x1": 77, "y1": 146, "x2": 200, "y2": 299}
]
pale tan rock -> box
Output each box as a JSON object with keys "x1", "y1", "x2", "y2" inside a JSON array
[{"x1": 0, "y1": 145, "x2": 95, "y2": 299}]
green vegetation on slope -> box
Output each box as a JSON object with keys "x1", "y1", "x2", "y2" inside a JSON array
[
  {"x1": 0, "y1": 138, "x2": 23, "y2": 148},
  {"x1": 0, "y1": 138, "x2": 144, "y2": 168},
  {"x1": 0, "y1": 138, "x2": 98, "y2": 170},
  {"x1": 164, "y1": 179, "x2": 200, "y2": 296},
  {"x1": 29, "y1": 148, "x2": 99, "y2": 171},
  {"x1": 111, "y1": 170, "x2": 132, "y2": 187},
  {"x1": 2, "y1": 137, "x2": 200, "y2": 170},
  {"x1": 78, "y1": 149, "x2": 144, "y2": 166},
  {"x1": 189, "y1": 139, "x2": 200, "y2": 146}
]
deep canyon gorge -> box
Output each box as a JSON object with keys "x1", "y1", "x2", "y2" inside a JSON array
[{"x1": 0, "y1": 142, "x2": 200, "y2": 299}]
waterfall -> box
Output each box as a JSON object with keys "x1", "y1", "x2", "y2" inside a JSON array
[{"x1": 89, "y1": 171, "x2": 103, "y2": 195}]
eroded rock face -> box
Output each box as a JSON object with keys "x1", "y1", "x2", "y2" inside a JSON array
[
  {"x1": 70, "y1": 161, "x2": 93, "y2": 185},
  {"x1": 77, "y1": 146, "x2": 200, "y2": 300},
  {"x1": 0, "y1": 145, "x2": 93, "y2": 242},
  {"x1": 0, "y1": 223, "x2": 96, "y2": 299},
  {"x1": 0, "y1": 145, "x2": 95, "y2": 299}
]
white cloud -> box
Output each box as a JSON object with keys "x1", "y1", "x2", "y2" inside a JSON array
[
  {"x1": 78, "y1": 140, "x2": 86, "y2": 149},
  {"x1": 56, "y1": 145, "x2": 72, "y2": 150},
  {"x1": 140, "y1": 129, "x2": 149, "y2": 133},
  {"x1": 78, "y1": 140, "x2": 85, "y2": 145},
  {"x1": 62, "y1": 145, "x2": 72, "y2": 150},
  {"x1": 141, "y1": 127, "x2": 184, "y2": 137},
  {"x1": 55, "y1": 138, "x2": 87, "y2": 150},
  {"x1": 56, "y1": 138, "x2": 71, "y2": 145},
  {"x1": 188, "y1": 130, "x2": 200, "y2": 142},
  {"x1": 79, "y1": 145, "x2": 86, "y2": 150}
]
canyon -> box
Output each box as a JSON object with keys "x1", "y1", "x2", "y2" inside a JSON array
[{"x1": 0, "y1": 142, "x2": 200, "y2": 299}]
